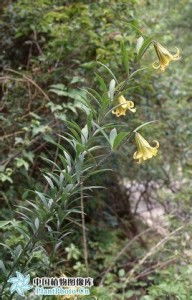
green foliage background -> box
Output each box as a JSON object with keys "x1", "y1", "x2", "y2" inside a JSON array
[{"x1": 0, "y1": 0, "x2": 192, "y2": 299}]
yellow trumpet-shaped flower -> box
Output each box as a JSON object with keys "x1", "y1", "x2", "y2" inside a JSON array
[
  {"x1": 152, "y1": 42, "x2": 180, "y2": 72},
  {"x1": 112, "y1": 95, "x2": 136, "y2": 117},
  {"x1": 133, "y1": 132, "x2": 159, "y2": 164}
]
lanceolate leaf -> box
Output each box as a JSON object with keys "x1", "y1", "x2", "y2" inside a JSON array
[
  {"x1": 113, "y1": 132, "x2": 130, "y2": 150},
  {"x1": 109, "y1": 128, "x2": 117, "y2": 149},
  {"x1": 121, "y1": 41, "x2": 129, "y2": 74},
  {"x1": 0, "y1": 221, "x2": 12, "y2": 228},
  {"x1": 108, "y1": 79, "x2": 116, "y2": 101},
  {"x1": 137, "y1": 36, "x2": 153, "y2": 61},
  {"x1": 136, "y1": 36, "x2": 144, "y2": 54}
]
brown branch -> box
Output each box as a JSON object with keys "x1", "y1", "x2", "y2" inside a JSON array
[{"x1": 5, "y1": 68, "x2": 51, "y2": 101}]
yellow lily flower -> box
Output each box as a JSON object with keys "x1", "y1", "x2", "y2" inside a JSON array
[
  {"x1": 133, "y1": 132, "x2": 159, "y2": 164},
  {"x1": 152, "y1": 42, "x2": 180, "y2": 72},
  {"x1": 112, "y1": 95, "x2": 136, "y2": 117}
]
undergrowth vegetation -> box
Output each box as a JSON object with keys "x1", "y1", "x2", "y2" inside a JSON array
[{"x1": 0, "y1": 0, "x2": 192, "y2": 299}]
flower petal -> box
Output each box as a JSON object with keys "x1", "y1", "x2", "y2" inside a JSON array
[{"x1": 152, "y1": 61, "x2": 160, "y2": 69}]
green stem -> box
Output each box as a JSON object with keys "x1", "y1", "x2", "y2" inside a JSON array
[{"x1": 80, "y1": 181, "x2": 89, "y2": 275}]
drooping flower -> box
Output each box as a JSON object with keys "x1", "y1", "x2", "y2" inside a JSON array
[
  {"x1": 133, "y1": 132, "x2": 159, "y2": 164},
  {"x1": 152, "y1": 42, "x2": 180, "y2": 72},
  {"x1": 112, "y1": 95, "x2": 136, "y2": 117}
]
